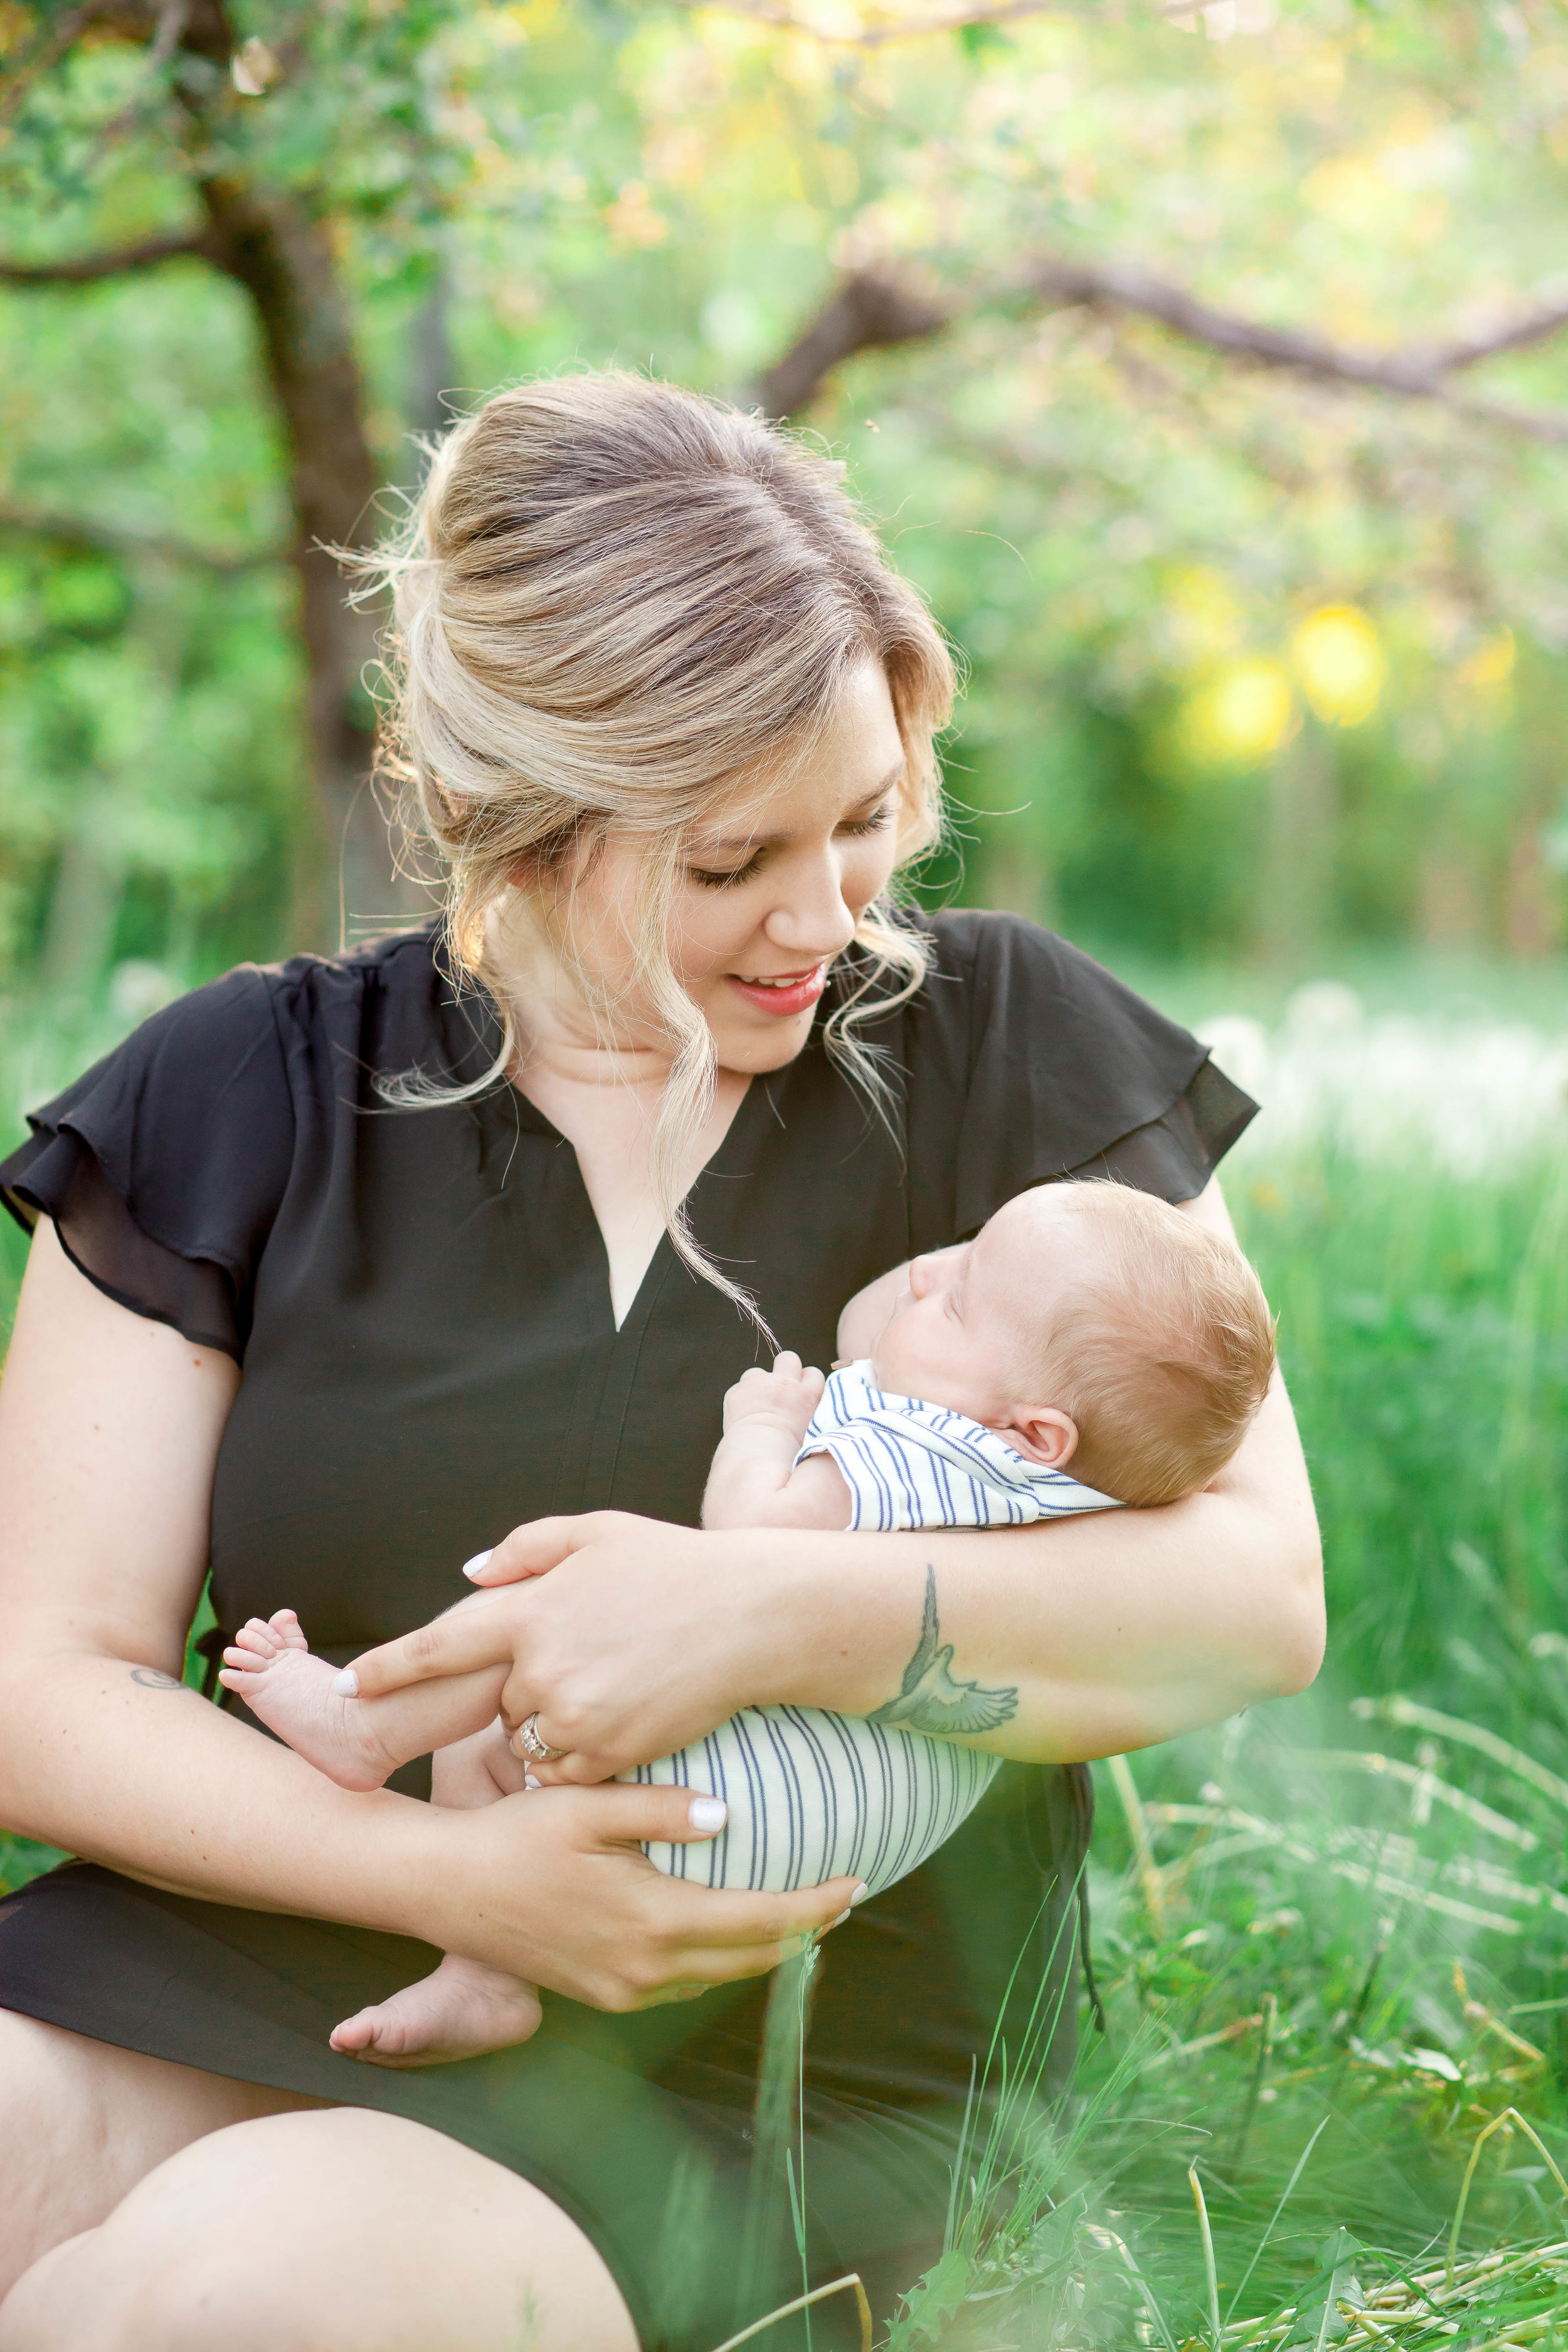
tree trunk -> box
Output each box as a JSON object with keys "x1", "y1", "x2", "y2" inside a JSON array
[{"x1": 195, "y1": 176, "x2": 432, "y2": 948}]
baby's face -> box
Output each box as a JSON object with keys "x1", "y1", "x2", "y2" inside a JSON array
[{"x1": 868, "y1": 1189, "x2": 1089, "y2": 1423}]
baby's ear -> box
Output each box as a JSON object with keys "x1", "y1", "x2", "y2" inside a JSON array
[{"x1": 1000, "y1": 1406, "x2": 1078, "y2": 1471}]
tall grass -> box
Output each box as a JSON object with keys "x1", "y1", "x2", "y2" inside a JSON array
[{"x1": 874, "y1": 1009, "x2": 1568, "y2": 2345}]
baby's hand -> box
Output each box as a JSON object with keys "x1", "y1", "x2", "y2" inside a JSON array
[{"x1": 721, "y1": 1352, "x2": 826, "y2": 1443}]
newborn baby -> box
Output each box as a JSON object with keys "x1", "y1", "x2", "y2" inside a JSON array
[{"x1": 221, "y1": 1179, "x2": 1274, "y2": 2064}]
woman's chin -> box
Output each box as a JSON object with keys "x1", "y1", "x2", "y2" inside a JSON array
[{"x1": 711, "y1": 1012, "x2": 817, "y2": 1074}]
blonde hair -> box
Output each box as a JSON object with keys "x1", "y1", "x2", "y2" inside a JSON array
[
  {"x1": 1027, "y1": 1184, "x2": 1277, "y2": 1508},
  {"x1": 354, "y1": 370, "x2": 956, "y2": 1315}
]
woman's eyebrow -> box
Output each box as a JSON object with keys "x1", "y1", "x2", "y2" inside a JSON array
[{"x1": 697, "y1": 762, "x2": 907, "y2": 856}]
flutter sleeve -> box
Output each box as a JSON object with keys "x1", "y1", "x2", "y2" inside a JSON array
[
  {"x1": 0, "y1": 966, "x2": 295, "y2": 1360},
  {"x1": 904, "y1": 911, "x2": 1258, "y2": 1244}
]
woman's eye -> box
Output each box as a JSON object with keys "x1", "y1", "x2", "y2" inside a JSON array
[
  {"x1": 690, "y1": 854, "x2": 763, "y2": 890},
  {"x1": 840, "y1": 805, "x2": 893, "y2": 840}
]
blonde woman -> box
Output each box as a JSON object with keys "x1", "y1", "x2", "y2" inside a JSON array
[{"x1": 0, "y1": 374, "x2": 1322, "y2": 2352}]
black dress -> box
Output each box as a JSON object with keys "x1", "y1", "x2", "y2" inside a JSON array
[{"x1": 0, "y1": 910, "x2": 1254, "y2": 2349}]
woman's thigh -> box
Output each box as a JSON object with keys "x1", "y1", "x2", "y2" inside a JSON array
[
  {"x1": 0, "y1": 2010, "x2": 326, "y2": 2301},
  {"x1": 0, "y1": 2105, "x2": 640, "y2": 2352}
]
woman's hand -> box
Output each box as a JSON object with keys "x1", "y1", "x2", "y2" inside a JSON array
[
  {"x1": 345, "y1": 1513, "x2": 786, "y2": 1784},
  {"x1": 427, "y1": 1779, "x2": 861, "y2": 2010}
]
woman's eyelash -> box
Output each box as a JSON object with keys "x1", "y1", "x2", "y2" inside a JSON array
[
  {"x1": 691, "y1": 853, "x2": 764, "y2": 891},
  {"x1": 689, "y1": 807, "x2": 893, "y2": 890}
]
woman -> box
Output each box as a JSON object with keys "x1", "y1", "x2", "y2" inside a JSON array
[{"x1": 0, "y1": 373, "x2": 1322, "y2": 2351}]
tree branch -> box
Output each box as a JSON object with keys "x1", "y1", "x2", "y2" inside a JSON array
[
  {"x1": 755, "y1": 270, "x2": 949, "y2": 416},
  {"x1": 756, "y1": 256, "x2": 1568, "y2": 443},
  {"x1": 0, "y1": 502, "x2": 289, "y2": 572},
  {"x1": 0, "y1": 228, "x2": 222, "y2": 285}
]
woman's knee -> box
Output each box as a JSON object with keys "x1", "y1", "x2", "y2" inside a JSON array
[
  {"x1": 0, "y1": 2006, "x2": 328, "y2": 2309},
  {"x1": 4, "y1": 2107, "x2": 638, "y2": 2352}
]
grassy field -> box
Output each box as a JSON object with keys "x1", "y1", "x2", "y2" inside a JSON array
[{"x1": 3, "y1": 954, "x2": 1568, "y2": 2346}]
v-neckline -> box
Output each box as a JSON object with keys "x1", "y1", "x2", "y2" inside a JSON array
[{"x1": 484, "y1": 1067, "x2": 770, "y2": 1341}]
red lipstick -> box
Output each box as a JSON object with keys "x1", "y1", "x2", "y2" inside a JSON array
[{"x1": 727, "y1": 965, "x2": 827, "y2": 1018}]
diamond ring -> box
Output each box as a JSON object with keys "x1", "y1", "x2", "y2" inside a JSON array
[{"x1": 517, "y1": 1711, "x2": 569, "y2": 1764}]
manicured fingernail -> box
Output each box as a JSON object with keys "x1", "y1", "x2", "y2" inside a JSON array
[
  {"x1": 849, "y1": 1882, "x2": 870, "y2": 1904},
  {"x1": 333, "y1": 1668, "x2": 359, "y2": 1697},
  {"x1": 689, "y1": 1796, "x2": 728, "y2": 1833},
  {"x1": 524, "y1": 1774, "x2": 542, "y2": 1791},
  {"x1": 830, "y1": 1908, "x2": 851, "y2": 1927},
  {"x1": 462, "y1": 1550, "x2": 494, "y2": 1579}
]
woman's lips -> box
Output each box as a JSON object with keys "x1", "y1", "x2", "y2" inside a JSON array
[{"x1": 726, "y1": 965, "x2": 827, "y2": 1018}]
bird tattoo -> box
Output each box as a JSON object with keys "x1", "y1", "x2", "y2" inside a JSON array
[{"x1": 867, "y1": 1566, "x2": 1019, "y2": 1736}]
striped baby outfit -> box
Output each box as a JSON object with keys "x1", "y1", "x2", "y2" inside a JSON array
[
  {"x1": 795, "y1": 1360, "x2": 1120, "y2": 1531},
  {"x1": 629, "y1": 1365, "x2": 1117, "y2": 1897}
]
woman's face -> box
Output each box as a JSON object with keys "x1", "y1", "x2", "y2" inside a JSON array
[{"x1": 563, "y1": 660, "x2": 910, "y2": 1076}]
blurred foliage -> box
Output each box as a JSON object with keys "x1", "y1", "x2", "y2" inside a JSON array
[{"x1": 5, "y1": 0, "x2": 1568, "y2": 986}]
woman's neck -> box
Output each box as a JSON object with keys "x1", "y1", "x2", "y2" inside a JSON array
[{"x1": 495, "y1": 923, "x2": 750, "y2": 1328}]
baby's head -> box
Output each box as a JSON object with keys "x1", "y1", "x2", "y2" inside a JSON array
[{"x1": 867, "y1": 1181, "x2": 1276, "y2": 1507}]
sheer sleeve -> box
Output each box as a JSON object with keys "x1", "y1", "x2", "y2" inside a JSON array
[
  {"x1": 903, "y1": 913, "x2": 1258, "y2": 1244},
  {"x1": 0, "y1": 967, "x2": 295, "y2": 1360}
]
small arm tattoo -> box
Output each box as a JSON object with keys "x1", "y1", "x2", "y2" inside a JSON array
[
  {"x1": 867, "y1": 1565, "x2": 1019, "y2": 1738},
  {"x1": 129, "y1": 1666, "x2": 187, "y2": 1691}
]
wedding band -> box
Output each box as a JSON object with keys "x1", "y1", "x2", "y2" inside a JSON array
[{"x1": 517, "y1": 1711, "x2": 568, "y2": 1764}]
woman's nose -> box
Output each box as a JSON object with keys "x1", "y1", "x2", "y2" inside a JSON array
[{"x1": 762, "y1": 851, "x2": 859, "y2": 960}]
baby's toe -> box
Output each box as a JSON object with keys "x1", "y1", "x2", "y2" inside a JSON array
[{"x1": 268, "y1": 1609, "x2": 309, "y2": 1651}]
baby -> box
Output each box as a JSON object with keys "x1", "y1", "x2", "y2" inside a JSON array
[{"x1": 221, "y1": 1179, "x2": 1275, "y2": 2064}]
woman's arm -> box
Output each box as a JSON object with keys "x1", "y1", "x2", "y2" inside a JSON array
[
  {"x1": 349, "y1": 1178, "x2": 1322, "y2": 1772},
  {"x1": 0, "y1": 1225, "x2": 856, "y2": 2007}
]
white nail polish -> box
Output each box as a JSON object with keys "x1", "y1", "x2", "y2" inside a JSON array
[
  {"x1": 462, "y1": 1549, "x2": 494, "y2": 1579},
  {"x1": 333, "y1": 1668, "x2": 359, "y2": 1697},
  {"x1": 689, "y1": 1796, "x2": 728, "y2": 1833},
  {"x1": 849, "y1": 1882, "x2": 870, "y2": 1904},
  {"x1": 830, "y1": 1908, "x2": 851, "y2": 1927},
  {"x1": 524, "y1": 1774, "x2": 542, "y2": 1791}
]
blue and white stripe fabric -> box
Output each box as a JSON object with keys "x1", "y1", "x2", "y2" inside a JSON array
[
  {"x1": 795, "y1": 1360, "x2": 1120, "y2": 1532},
  {"x1": 624, "y1": 1366, "x2": 1117, "y2": 1897},
  {"x1": 628, "y1": 1705, "x2": 1000, "y2": 1895}
]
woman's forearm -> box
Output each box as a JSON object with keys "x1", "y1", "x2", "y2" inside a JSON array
[
  {"x1": 0, "y1": 1645, "x2": 443, "y2": 1934},
  {"x1": 756, "y1": 1375, "x2": 1324, "y2": 1761}
]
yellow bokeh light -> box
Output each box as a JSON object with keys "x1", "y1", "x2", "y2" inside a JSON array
[
  {"x1": 1182, "y1": 660, "x2": 1295, "y2": 765},
  {"x1": 1291, "y1": 605, "x2": 1385, "y2": 726},
  {"x1": 1457, "y1": 629, "x2": 1515, "y2": 692},
  {"x1": 1165, "y1": 565, "x2": 1244, "y2": 663}
]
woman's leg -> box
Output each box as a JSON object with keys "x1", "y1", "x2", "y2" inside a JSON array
[
  {"x1": 0, "y1": 2010, "x2": 327, "y2": 2301},
  {"x1": 0, "y1": 2106, "x2": 640, "y2": 2352}
]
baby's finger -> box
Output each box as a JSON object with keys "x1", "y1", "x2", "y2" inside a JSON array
[{"x1": 771, "y1": 1350, "x2": 803, "y2": 1377}]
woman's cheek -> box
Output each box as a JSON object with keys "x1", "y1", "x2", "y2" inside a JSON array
[{"x1": 846, "y1": 834, "x2": 899, "y2": 913}]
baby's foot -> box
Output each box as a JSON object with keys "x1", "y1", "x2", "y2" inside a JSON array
[
  {"x1": 331, "y1": 1954, "x2": 543, "y2": 2067},
  {"x1": 217, "y1": 1610, "x2": 398, "y2": 1793}
]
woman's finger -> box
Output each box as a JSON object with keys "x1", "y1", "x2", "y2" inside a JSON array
[
  {"x1": 464, "y1": 1512, "x2": 642, "y2": 1586},
  {"x1": 644, "y1": 1872, "x2": 867, "y2": 1949},
  {"x1": 342, "y1": 1591, "x2": 523, "y2": 1697}
]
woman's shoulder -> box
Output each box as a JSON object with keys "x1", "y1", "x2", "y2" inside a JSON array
[
  {"x1": 901, "y1": 906, "x2": 1203, "y2": 1076},
  {"x1": 0, "y1": 926, "x2": 453, "y2": 1359},
  {"x1": 890, "y1": 906, "x2": 1253, "y2": 1235},
  {"x1": 114, "y1": 922, "x2": 455, "y2": 1099}
]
